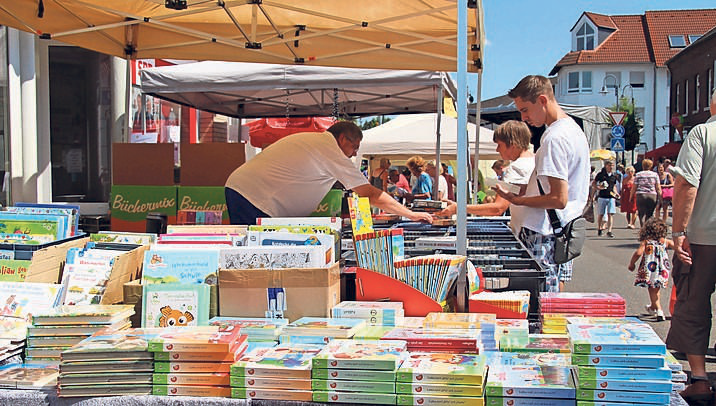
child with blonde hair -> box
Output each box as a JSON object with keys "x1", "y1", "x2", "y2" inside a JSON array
[{"x1": 628, "y1": 217, "x2": 672, "y2": 321}]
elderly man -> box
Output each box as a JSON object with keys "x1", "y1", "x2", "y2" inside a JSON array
[
  {"x1": 666, "y1": 90, "x2": 716, "y2": 403},
  {"x1": 225, "y1": 121, "x2": 432, "y2": 225}
]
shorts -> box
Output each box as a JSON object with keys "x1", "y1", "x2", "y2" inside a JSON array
[
  {"x1": 225, "y1": 187, "x2": 268, "y2": 225},
  {"x1": 519, "y1": 227, "x2": 573, "y2": 292},
  {"x1": 596, "y1": 197, "x2": 616, "y2": 216}
]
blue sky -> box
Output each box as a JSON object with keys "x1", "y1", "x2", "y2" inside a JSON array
[{"x1": 477, "y1": 0, "x2": 716, "y2": 100}]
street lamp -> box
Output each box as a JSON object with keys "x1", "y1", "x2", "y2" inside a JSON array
[{"x1": 600, "y1": 74, "x2": 620, "y2": 108}]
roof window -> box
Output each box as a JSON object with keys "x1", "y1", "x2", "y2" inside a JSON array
[
  {"x1": 688, "y1": 35, "x2": 702, "y2": 44},
  {"x1": 668, "y1": 35, "x2": 686, "y2": 48}
]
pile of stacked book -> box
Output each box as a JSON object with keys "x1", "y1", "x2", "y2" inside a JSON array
[
  {"x1": 541, "y1": 312, "x2": 582, "y2": 334},
  {"x1": 499, "y1": 333, "x2": 571, "y2": 354},
  {"x1": 0, "y1": 363, "x2": 58, "y2": 390},
  {"x1": 0, "y1": 316, "x2": 30, "y2": 364},
  {"x1": 209, "y1": 316, "x2": 286, "y2": 352},
  {"x1": 61, "y1": 245, "x2": 129, "y2": 305},
  {"x1": 469, "y1": 290, "x2": 531, "y2": 318},
  {"x1": 410, "y1": 199, "x2": 447, "y2": 213},
  {"x1": 396, "y1": 352, "x2": 487, "y2": 405},
  {"x1": 381, "y1": 327, "x2": 482, "y2": 354},
  {"x1": 423, "y1": 312, "x2": 497, "y2": 351},
  {"x1": 312, "y1": 339, "x2": 407, "y2": 404},
  {"x1": 230, "y1": 344, "x2": 323, "y2": 401},
  {"x1": 484, "y1": 364, "x2": 576, "y2": 406},
  {"x1": 148, "y1": 326, "x2": 246, "y2": 398},
  {"x1": 568, "y1": 319, "x2": 673, "y2": 404},
  {"x1": 331, "y1": 301, "x2": 405, "y2": 327},
  {"x1": 0, "y1": 204, "x2": 78, "y2": 244},
  {"x1": 494, "y1": 319, "x2": 529, "y2": 343},
  {"x1": 27, "y1": 305, "x2": 134, "y2": 367},
  {"x1": 279, "y1": 317, "x2": 365, "y2": 345},
  {"x1": 540, "y1": 292, "x2": 627, "y2": 318},
  {"x1": 57, "y1": 328, "x2": 158, "y2": 397}
]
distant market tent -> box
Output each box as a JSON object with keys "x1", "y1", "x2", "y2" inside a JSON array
[{"x1": 645, "y1": 142, "x2": 681, "y2": 160}]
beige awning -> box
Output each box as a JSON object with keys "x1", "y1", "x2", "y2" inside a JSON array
[{"x1": 0, "y1": 0, "x2": 482, "y2": 72}]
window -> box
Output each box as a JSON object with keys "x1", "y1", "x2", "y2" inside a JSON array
[
  {"x1": 668, "y1": 35, "x2": 686, "y2": 48},
  {"x1": 630, "y1": 71, "x2": 645, "y2": 88},
  {"x1": 688, "y1": 35, "x2": 702, "y2": 44},
  {"x1": 567, "y1": 71, "x2": 592, "y2": 93},
  {"x1": 635, "y1": 107, "x2": 645, "y2": 126},
  {"x1": 576, "y1": 23, "x2": 595, "y2": 51},
  {"x1": 605, "y1": 71, "x2": 621, "y2": 90},
  {"x1": 708, "y1": 69, "x2": 713, "y2": 111},
  {"x1": 675, "y1": 83, "x2": 680, "y2": 114},
  {"x1": 695, "y1": 74, "x2": 700, "y2": 113},
  {"x1": 684, "y1": 79, "x2": 689, "y2": 116}
]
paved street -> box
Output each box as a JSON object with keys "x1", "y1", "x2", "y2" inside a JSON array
[{"x1": 569, "y1": 212, "x2": 716, "y2": 378}]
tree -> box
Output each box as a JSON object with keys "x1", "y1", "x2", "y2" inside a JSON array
[
  {"x1": 610, "y1": 97, "x2": 642, "y2": 151},
  {"x1": 359, "y1": 115, "x2": 391, "y2": 130}
]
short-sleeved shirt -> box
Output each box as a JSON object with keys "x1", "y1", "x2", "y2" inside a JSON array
[
  {"x1": 671, "y1": 115, "x2": 716, "y2": 245},
  {"x1": 437, "y1": 175, "x2": 448, "y2": 199},
  {"x1": 633, "y1": 171, "x2": 659, "y2": 195},
  {"x1": 501, "y1": 156, "x2": 535, "y2": 235},
  {"x1": 595, "y1": 170, "x2": 619, "y2": 199},
  {"x1": 412, "y1": 172, "x2": 433, "y2": 196},
  {"x1": 225, "y1": 131, "x2": 368, "y2": 217}
]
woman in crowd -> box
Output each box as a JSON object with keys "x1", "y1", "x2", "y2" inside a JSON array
[
  {"x1": 620, "y1": 166, "x2": 638, "y2": 229},
  {"x1": 656, "y1": 162, "x2": 674, "y2": 222},
  {"x1": 630, "y1": 158, "x2": 661, "y2": 227},
  {"x1": 369, "y1": 158, "x2": 391, "y2": 192},
  {"x1": 405, "y1": 156, "x2": 433, "y2": 201}
]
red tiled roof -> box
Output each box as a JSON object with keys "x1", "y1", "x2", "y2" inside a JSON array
[{"x1": 552, "y1": 8, "x2": 716, "y2": 74}]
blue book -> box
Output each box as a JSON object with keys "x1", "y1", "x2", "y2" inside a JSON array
[
  {"x1": 571, "y1": 354, "x2": 666, "y2": 369},
  {"x1": 577, "y1": 365, "x2": 672, "y2": 382},
  {"x1": 578, "y1": 378, "x2": 673, "y2": 393},
  {"x1": 142, "y1": 249, "x2": 220, "y2": 285},
  {"x1": 16, "y1": 203, "x2": 80, "y2": 236},
  {"x1": 576, "y1": 388, "x2": 670, "y2": 404},
  {"x1": 141, "y1": 283, "x2": 209, "y2": 328},
  {"x1": 567, "y1": 322, "x2": 666, "y2": 355}
]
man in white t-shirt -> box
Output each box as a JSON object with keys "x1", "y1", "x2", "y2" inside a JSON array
[
  {"x1": 225, "y1": 121, "x2": 433, "y2": 225},
  {"x1": 425, "y1": 161, "x2": 448, "y2": 200},
  {"x1": 494, "y1": 75, "x2": 590, "y2": 292}
]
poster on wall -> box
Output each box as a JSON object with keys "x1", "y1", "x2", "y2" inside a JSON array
[{"x1": 110, "y1": 185, "x2": 177, "y2": 232}]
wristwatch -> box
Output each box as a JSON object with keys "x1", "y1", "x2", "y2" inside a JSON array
[{"x1": 672, "y1": 231, "x2": 687, "y2": 238}]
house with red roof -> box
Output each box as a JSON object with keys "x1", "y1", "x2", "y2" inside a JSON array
[{"x1": 550, "y1": 9, "x2": 716, "y2": 151}]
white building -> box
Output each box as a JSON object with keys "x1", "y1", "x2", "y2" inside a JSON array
[{"x1": 549, "y1": 10, "x2": 716, "y2": 151}]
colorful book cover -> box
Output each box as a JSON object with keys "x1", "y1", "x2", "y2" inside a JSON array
[
  {"x1": 31, "y1": 304, "x2": 134, "y2": 325},
  {"x1": 567, "y1": 322, "x2": 666, "y2": 355},
  {"x1": 0, "y1": 260, "x2": 31, "y2": 282},
  {"x1": 539, "y1": 292, "x2": 625, "y2": 304},
  {"x1": 245, "y1": 231, "x2": 335, "y2": 263},
  {"x1": 313, "y1": 379, "x2": 396, "y2": 393},
  {"x1": 571, "y1": 354, "x2": 666, "y2": 369},
  {"x1": 219, "y1": 246, "x2": 327, "y2": 269},
  {"x1": 153, "y1": 384, "x2": 231, "y2": 397},
  {"x1": 576, "y1": 388, "x2": 670, "y2": 404},
  {"x1": 230, "y1": 345, "x2": 324, "y2": 379},
  {"x1": 62, "y1": 328, "x2": 161, "y2": 356},
  {"x1": 147, "y1": 325, "x2": 245, "y2": 353},
  {"x1": 0, "y1": 213, "x2": 65, "y2": 241},
  {"x1": 500, "y1": 334, "x2": 571, "y2": 353},
  {"x1": 11, "y1": 203, "x2": 79, "y2": 235},
  {"x1": 153, "y1": 350, "x2": 243, "y2": 363},
  {"x1": 577, "y1": 378, "x2": 673, "y2": 393},
  {"x1": 28, "y1": 320, "x2": 130, "y2": 337},
  {"x1": 484, "y1": 398, "x2": 574, "y2": 406},
  {"x1": 352, "y1": 325, "x2": 395, "y2": 340},
  {"x1": 142, "y1": 284, "x2": 210, "y2": 328},
  {"x1": 312, "y1": 339, "x2": 407, "y2": 370},
  {"x1": 60, "y1": 265, "x2": 112, "y2": 305},
  {"x1": 142, "y1": 248, "x2": 220, "y2": 284},
  {"x1": 397, "y1": 382, "x2": 484, "y2": 396},
  {"x1": 423, "y1": 312, "x2": 496, "y2": 330},
  {"x1": 382, "y1": 328, "x2": 481, "y2": 349},
  {"x1": 313, "y1": 391, "x2": 396, "y2": 405},
  {"x1": 331, "y1": 301, "x2": 404, "y2": 325},
  {"x1": 92, "y1": 232, "x2": 156, "y2": 244},
  {"x1": 59, "y1": 360, "x2": 154, "y2": 374},
  {"x1": 577, "y1": 365, "x2": 672, "y2": 381},
  {"x1": 311, "y1": 368, "x2": 396, "y2": 382},
  {"x1": 485, "y1": 365, "x2": 575, "y2": 399},
  {"x1": 0, "y1": 316, "x2": 29, "y2": 341},
  {"x1": 231, "y1": 387, "x2": 313, "y2": 401},
  {"x1": 209, "y1": 316, "x2": 286, "y2": 339},
  {"x1": 278, "y1": 334, "x2": 332, "y2": 345},
  {"x1": 0, "y1": 282, "x2": 63, "y2": 320},
  {"x1": 154, "y1": 361, "x2": 232, "y2": 373},
  {"x1": 256, "y1": 217, "x2": 342, "y2": 232},
  {"x1": 153, "y1": 372, "x2": 230, "y2": 386},
  {"x1": 396, "y1": 353, "x2": 487, "y2": 385},
  {"x1": 398, "y1": 394, "x2": 487, "y2": 406},
  {"x1": 282, "y1": 317, "x2": 366, "y2": 338},
  {"x1": 230, "y1": 376, "x2": 312, "y2": 390},
  {"x1": 347, "y1": 194, "x2": 374, "y2": 236},
  {"x1": 482, "y1": 352, "x2": 572, "y2": 367},
  {"x1": 0, "y1": 364, "x2": 58, "y2": 389}
]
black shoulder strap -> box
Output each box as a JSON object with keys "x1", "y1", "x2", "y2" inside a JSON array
[{"x1": 537, "y1": 178, "x2": 563, "y2": 232}]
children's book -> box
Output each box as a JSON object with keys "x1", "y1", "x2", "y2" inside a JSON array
[
  {"x1": 14, "y1": 203, "x2": 80, "y2": 236},
  {"x1": 27, "y1": 336, "x2": 86, "y2": 347},
  {"x1": 154, "y1": 361, "x2": 232, "y2": 373},
  {"x1": 313, "y1": 379, "x2": 396, "y2": 394},
  {"x1": 352, "y1": 326, "x2": 395, "y2": 340},
  {"x1": 483, "y1": 351, "x2": 572, "y2": 367},
  {"x1": 208, "y1": 316, "x2": 287, "y2": 340},
  {"x1": 311, "y1": 368, "x2": 396, "y2": 382},
  {"x1": 219, "y1": 246, "x2": 328, "y2": 269},
  {"x1": 331, "y1": 301, "x2": 404, "y2": 326},
  {"x1": 396, "y1": 382, "x2": 484, "y2": 397},
  {"x1": 32, "y1": 304, "x2": 135, "y2": 325},
  {"x1": 246, "y1": 231, "x2": 335, "y2": 263},
  {"x1": 0, "y1": 282, "x2": 63, "y2": 320},
  {"x1": 0, "y1": 260, "x2": 32, "y2": 282},
  {"x1": 153, "y1": 349, "x2": 245, "y2": 363},
  {"x1": 347, "y1": 194, "x2": 374, "y2": 236},
  {"x1": 0, "y1": 316, "x2": 29, "y2": 341},
  {"x1": 59, "y1": 360, "x2": 155, "y2": 374},
  {"x1": 282, "y1": 317, "x2": 365, "y2": 338},
  {"x1": 60, "y1": 264, "x2": 113, "y2": 305},
  {"x1": 382, "y1": 328, "x2": 481, "y2": 350},
  {"x1": 397, "y1": 394, "x2": 489, "y2": 406},
  {"x1": 567, "y1": 322, "x2": 666, "y2": 355},
  {"x1": 61, "y1": 328, "x2": 161, "y2": 361},
  {"x1": 423, "y1": 312, "x2": 496, "y2": 330},
  {"x1": 58, "y1": 372, "x2": 153, "y2": 386},
  {"x1": 500, "y1": 334, "x2": 571, "y2": 354},
  {"x1": 231, "y1": 387, "x2": 313, "y2": 402},
  {"x1": 576, "y1": 388, "x2": 670, "y2": 404},
  {"x1": 483, "y1": 398, "x2": 574, "y2": 406},
  {"x1": 571, "y1": 353, "x2": 666, "y2": 369},
  {"x1": 230, "y1": 345, "x2": 324, "y2": 379},
  {"x1": 92, "y1": 232, "x2": 156, "y2": 245},
  {"x1": 28, "y1": 320, "x2": 130, "y2": 337},
  {"x1": 153, "y1": 372, "x2": 230, "y2": 386},
  {"x1": 312, "y1": 339, "x2": 407, "y2": 371},
  {"x1": 256, "y1": 217, "x2": 342, "y2": 233},
  {"x1": 142, "y1": 284, "x2": 210, "y2": 328},
  {"x1": 142, "y1": 248, "x2": 220, "y2": 284},
  {"x1": 313, "y1": 391, "x2": 396, "y2": 405},
  {"x1": 0, "y1": 364, "x2": 58, "y2": 389},
  {"x1": 231, "y1": 376, "x2": 312, "y2": 390},
  {"x1": 165, "y1": 225, "x2": 246, "y2": 235},
  {"x1": 577, "y1": 378, "x2": 673, "y2": 393},
  {"x1": 396, "y1": 352, "x2": 487, "y2": 385},
  {"x1": 146, "y1": 325, "x2": 245, "y2": 353},
  {"x1": 57, "y1": 384, "x2": 153, "y2": 397},
  {"x1": 485, "y1": 365, "x2": 576, "y2": 399},
  {"x1": 577, "y1": 365, "x2": 672, "y2": 382}
]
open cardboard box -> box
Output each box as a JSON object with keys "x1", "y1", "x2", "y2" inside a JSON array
[{"x1": 218, "y1": 262, "x2": 340, "y2": 321}]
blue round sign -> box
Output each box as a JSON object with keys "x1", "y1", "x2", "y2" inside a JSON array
[{"x1": 611, "y1": 125, "x2": 625, "y2": 138}]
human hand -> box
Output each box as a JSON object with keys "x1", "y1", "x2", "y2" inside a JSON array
[
  {"x1": 492, "y1": 184, "x2": 516, "y2": 203},
  {"x1": 435, "y1": 201, "x2": 457, "y2": 217},
  {"x1": 673, "y1": 235, "x2": 692, "y2": 265},
  {"x1": 627, "y1": 263, "x2": 635, "y2": 272},
  {"x1": 409, "y1": 211, "x2": 433, "y2": 224}
]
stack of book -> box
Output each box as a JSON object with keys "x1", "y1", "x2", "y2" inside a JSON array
[
  {"x1": 469, "y1": 290, "x2": 531, "y2": 318},
  {"x1": 311, "y1": 339, "x2": 406, "y2": 404},
  {"x1": 499, "y1": 333, "x2": 571, "y2": 354},
  {"x1": 148, "y1": 326, "x2": 246, "y2": 398},
  {"x1": 541, "y1": 313, "x2": 583, "y2": 334},
  {"x1": 381, "y1": 328, "x2": 483, "y2": 354},
  {"x1": 392, "y1": 255, "x2": 467, "y2": 306},
  {"x1": 209, "y1": 316, "x2": 286, "y2": 352},
  {"x1": 279, "y1": 317, "x2": 366, "y2": 345},
  {"x1": 423, "y1": 312, "x2": 497, "y2": 351},
  {"x1": 27, "y1": 305, "x2": 134, "y2": 366},
  {"x1": 176, "y1": 209, "x2": 223, "y2": 225},
  {"x1": 396, "y1": 352, "x2": 487, "y2": 405},
  {"x1": 540, "y1": 292, "x2": 627, "y2": 317},
  {"x1": 568, "y1": 321, "x2": 672, "y2": 404},
  {"x1": 219, "y1": 246, "x2": 329, "y2": 269},
  {"x1": 57, "y1": 328, "x2": 159, "y2": 397},
  {"x1": 0, "y1": 363, "x2": 58, "y2": 390},
  {"x1": 331, "y1": 301, "x2": 405, "y2": 327},
  {"x1": 157, "y1": 233, "x2": 242, "y2": 247},
  {"x1": 0, "y1": 316, "x2": 29, "y2": 363},
  {"x1": 410, "y1": 199, "x2": 447, "y2": 213},
  {"x1": 246, "y1": 225, "x2": 338, "y2": 264},
  {"x1": 90, "y1": 231, "x2": 157, "y2": 245},
  {"x1": 353, "y1": 229, "x2": 405, "y2": 276},
  {"x1": 0, "y1": 205, "x2": 77, "y2": 244},
  {"x1": 484, "y1": 365, "x2": 576, "y2": 406},
  {"x1": 230, "y1": 344, "x2": 324, "y2": 401},
  {"x1": 61, "y1": 245, "x2": 127, "y2": 305},
  {"x1": 483, "y1": 351, "x2": 572, "y2": 368},
  {"x1": 494, "y1": 319, "x2": 529, "y2": 343}
]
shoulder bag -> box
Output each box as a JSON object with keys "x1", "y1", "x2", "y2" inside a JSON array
[{"x1": 537, "y1": 180, "x2": 586, "y2": 264}]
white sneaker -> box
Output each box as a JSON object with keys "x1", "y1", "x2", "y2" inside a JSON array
[
  {"x1": 656, "y1": 309, "x2": 665, "y2": 322},
  {"x1": 644, "y1": 305, "x2": 657, "y2": 316}
]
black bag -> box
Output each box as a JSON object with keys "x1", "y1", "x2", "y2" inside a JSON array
[{"x1": 537, "y1": 180, "x2": 587, "y2": 264}]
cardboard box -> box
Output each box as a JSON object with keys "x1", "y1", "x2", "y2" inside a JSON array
[
  {"x1": 24, "y1": 237, "x2": 90, "y2": 284},
  {"x1": 218, "y1": 263, "x2": 340, "y2": 321},
  {"x1": 99, "y1": 245, "x2": 149, "y2": 305},
  {"x1": 123, "y1": 280, "x2": 219, "y2": 328}
]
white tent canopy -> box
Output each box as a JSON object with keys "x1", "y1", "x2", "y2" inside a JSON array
[
  {"x1": 140, "y1": 61, "x2": 457, "y2": 118},
  {"x1": 357, "y1": 113, "x2": 498, "y2": 163}
]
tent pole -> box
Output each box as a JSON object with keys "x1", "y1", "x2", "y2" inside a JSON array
[
  {"x1": 472, "y1": 71, "x2": 482, "y2": 202},
  {"x1": 456, "y1": 0, "x2": 468, "y2": 312},
  {"x1": 433, "y1": 82, "x2": 443, "y2": 200}
]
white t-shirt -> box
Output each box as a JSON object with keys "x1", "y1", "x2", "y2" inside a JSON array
[
  {"x1": 437, "y1": 175, "x2": 448, "y2": 200},
  {"x1": 225, "y1": 131, "x2": 369, "y2": 217},
  {"x1": 518, "y1": 117, "x2": 590, "y2": 235},
  {"x1": 501, "y1": 156, "x2": 535, "y2": 233}
]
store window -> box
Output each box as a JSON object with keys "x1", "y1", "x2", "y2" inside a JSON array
[
  {"x1": 0, "y1": 27, "x2": 8, "y2": 206},
  {"x1": 576, "y1": 23, "x2": 595, "y2": 51},
  {"x1": 567, "y1": 71, "x2": 592, "y2": 93}
]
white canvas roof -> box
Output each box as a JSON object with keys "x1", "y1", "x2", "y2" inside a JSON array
[{"x1": 140, "y1": 61, "x2": 456, "y2": 118}]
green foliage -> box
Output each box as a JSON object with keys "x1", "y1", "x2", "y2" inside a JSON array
[
  {"x1": 609, "y1": 97, "x2": 642, "y2": 151},
  {"x1": 359, "y1": 116, "x2": 392, "y2": 130}
]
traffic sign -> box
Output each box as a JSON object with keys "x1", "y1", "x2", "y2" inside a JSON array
[
  {"x1": 611, "y1": 125, "x2": 625, "y2": 138},
  {"x1": 609, "y1": 111, "x2": 627, "y2": 126},
  {"x1": 611, "y1": 138, "x2": 625, "y2": 152}
]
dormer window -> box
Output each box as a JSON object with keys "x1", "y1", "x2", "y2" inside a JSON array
[
  {"x1": 576, "y1": 23, "x2": 595, "y2": 50},
  {"x1": 668, "y1": 35, "x2": 686, "y2": 48},
  {"x1": 688, "y1": 35, "x2": 701, "y2": 44}
]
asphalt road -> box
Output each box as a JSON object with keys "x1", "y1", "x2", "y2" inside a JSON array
[{"x1": 568, "y1": 213, "x2": 716, "y2": 378}]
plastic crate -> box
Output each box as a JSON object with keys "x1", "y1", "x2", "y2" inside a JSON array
[{"x1": 0, "y1": 233, "x2": 87, "y2": 261}]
